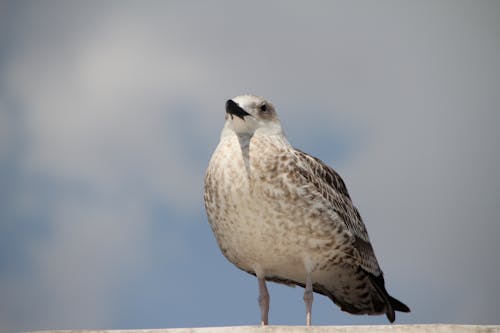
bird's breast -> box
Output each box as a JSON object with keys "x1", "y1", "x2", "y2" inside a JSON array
[{"x1": 205, "y1": 135, "x2": 341, "y2": 278}]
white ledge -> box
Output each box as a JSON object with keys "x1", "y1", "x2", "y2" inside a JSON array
[{"x1": 25, "y1": 324, "x2": 500, "y2": 333}]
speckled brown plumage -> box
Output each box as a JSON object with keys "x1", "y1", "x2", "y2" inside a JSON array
[{"x1": 204, "y1": 95, "x2": 410, "y2": 325}]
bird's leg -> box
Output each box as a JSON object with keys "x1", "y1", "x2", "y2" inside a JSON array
[
  {"x1": 258, "y1": 277, "x2": 269, "y2": 325},
  {"x1": 303, "y1": 274, "x2": 313, "y2": 326}
]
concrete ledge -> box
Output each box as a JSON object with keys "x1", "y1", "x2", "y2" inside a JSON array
[{"x1": 26, "y1": 324, "x2": 500, "y2": 333}]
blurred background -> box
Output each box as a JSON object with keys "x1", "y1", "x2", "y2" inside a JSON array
[{"x1": 1, "y1": 1, "x2": 499, "y2": 332}]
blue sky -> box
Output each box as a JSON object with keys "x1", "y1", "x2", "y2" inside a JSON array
[{"x1": 1, "y1": 1, "x2": 500, "y2": 332}]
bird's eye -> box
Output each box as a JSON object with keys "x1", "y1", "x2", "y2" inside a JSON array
[{"x1": 260, "y1": 104, "x2": 267, "y2": 112}]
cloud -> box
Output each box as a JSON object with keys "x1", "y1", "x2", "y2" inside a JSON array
[{"x1": 0, "y1": 3, "x2": 218, "y2": 331}]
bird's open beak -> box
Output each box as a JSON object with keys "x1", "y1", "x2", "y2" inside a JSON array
[{"x1": 226, "y1": 99, "x2": 251, "y2": 120}]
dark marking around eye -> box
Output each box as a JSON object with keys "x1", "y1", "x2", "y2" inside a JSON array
[{"x1": 260, "y1": 104, "x2": 267, "y2": 112}]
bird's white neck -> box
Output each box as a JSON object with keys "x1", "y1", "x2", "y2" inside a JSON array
[{"x1": 220, "y1": 120, "x2": 284, "y2": 139}]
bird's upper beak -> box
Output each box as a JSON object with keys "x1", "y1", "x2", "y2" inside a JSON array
[{"x1": 226, "y1": 99, "x2": 251, "y2": 120}]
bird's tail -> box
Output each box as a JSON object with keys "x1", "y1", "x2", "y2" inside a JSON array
[
  {"x1": 388, "y1": 295, "x2": 410, "y2": 315},
  {"x1": 368, "y1": 272, "x2": 410, "y2": 323},
  {"x1": 384, "y1": 294, "x2": 410, "y2": 322}
]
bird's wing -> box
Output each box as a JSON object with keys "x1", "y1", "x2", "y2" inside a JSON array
[{"x1": 293, "y1": 148, "x2": 382, "y2": 275}]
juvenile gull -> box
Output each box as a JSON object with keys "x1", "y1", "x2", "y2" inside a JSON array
[{"x1": 204, "y1": 95, "x2": 410, "y2": 325}]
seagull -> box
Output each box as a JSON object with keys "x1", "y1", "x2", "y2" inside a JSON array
[{"x1": 204, "y1": 94, "x2": 410, "y2": 325}]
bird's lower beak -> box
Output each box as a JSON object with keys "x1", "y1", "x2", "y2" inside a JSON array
[{"x1": 226, "y1": 99, "x2": 251, "y2": 120}]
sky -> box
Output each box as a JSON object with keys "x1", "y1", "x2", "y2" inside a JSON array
[{"x1": 1, "y1": 1, "x2": 500, "y2": 332}]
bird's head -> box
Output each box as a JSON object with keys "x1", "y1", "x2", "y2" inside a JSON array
[{"x1": 224, "y1": 95, "x2": 283, "y2": 136}]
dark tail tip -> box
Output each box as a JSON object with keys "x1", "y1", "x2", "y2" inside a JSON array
[
  {"x1": 390, "y1": 295, "x2": 411, "y2": 313},
  {"x1": 386, "y1": 295, "x2": 410, "y2": 323},
  {"x1": 363, "y1": 268, "x2": 410, "y2": 323},
  {"x1": 386, "y1": 308, "x2": 396, "y2": 323}
]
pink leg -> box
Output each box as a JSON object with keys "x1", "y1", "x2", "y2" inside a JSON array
[
  {"x1": 304, "y1": 274, "x2": 313, "y2": 326},
  {"x1": 258, "y1": 277, "x2": 269, "y2": 325}
]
